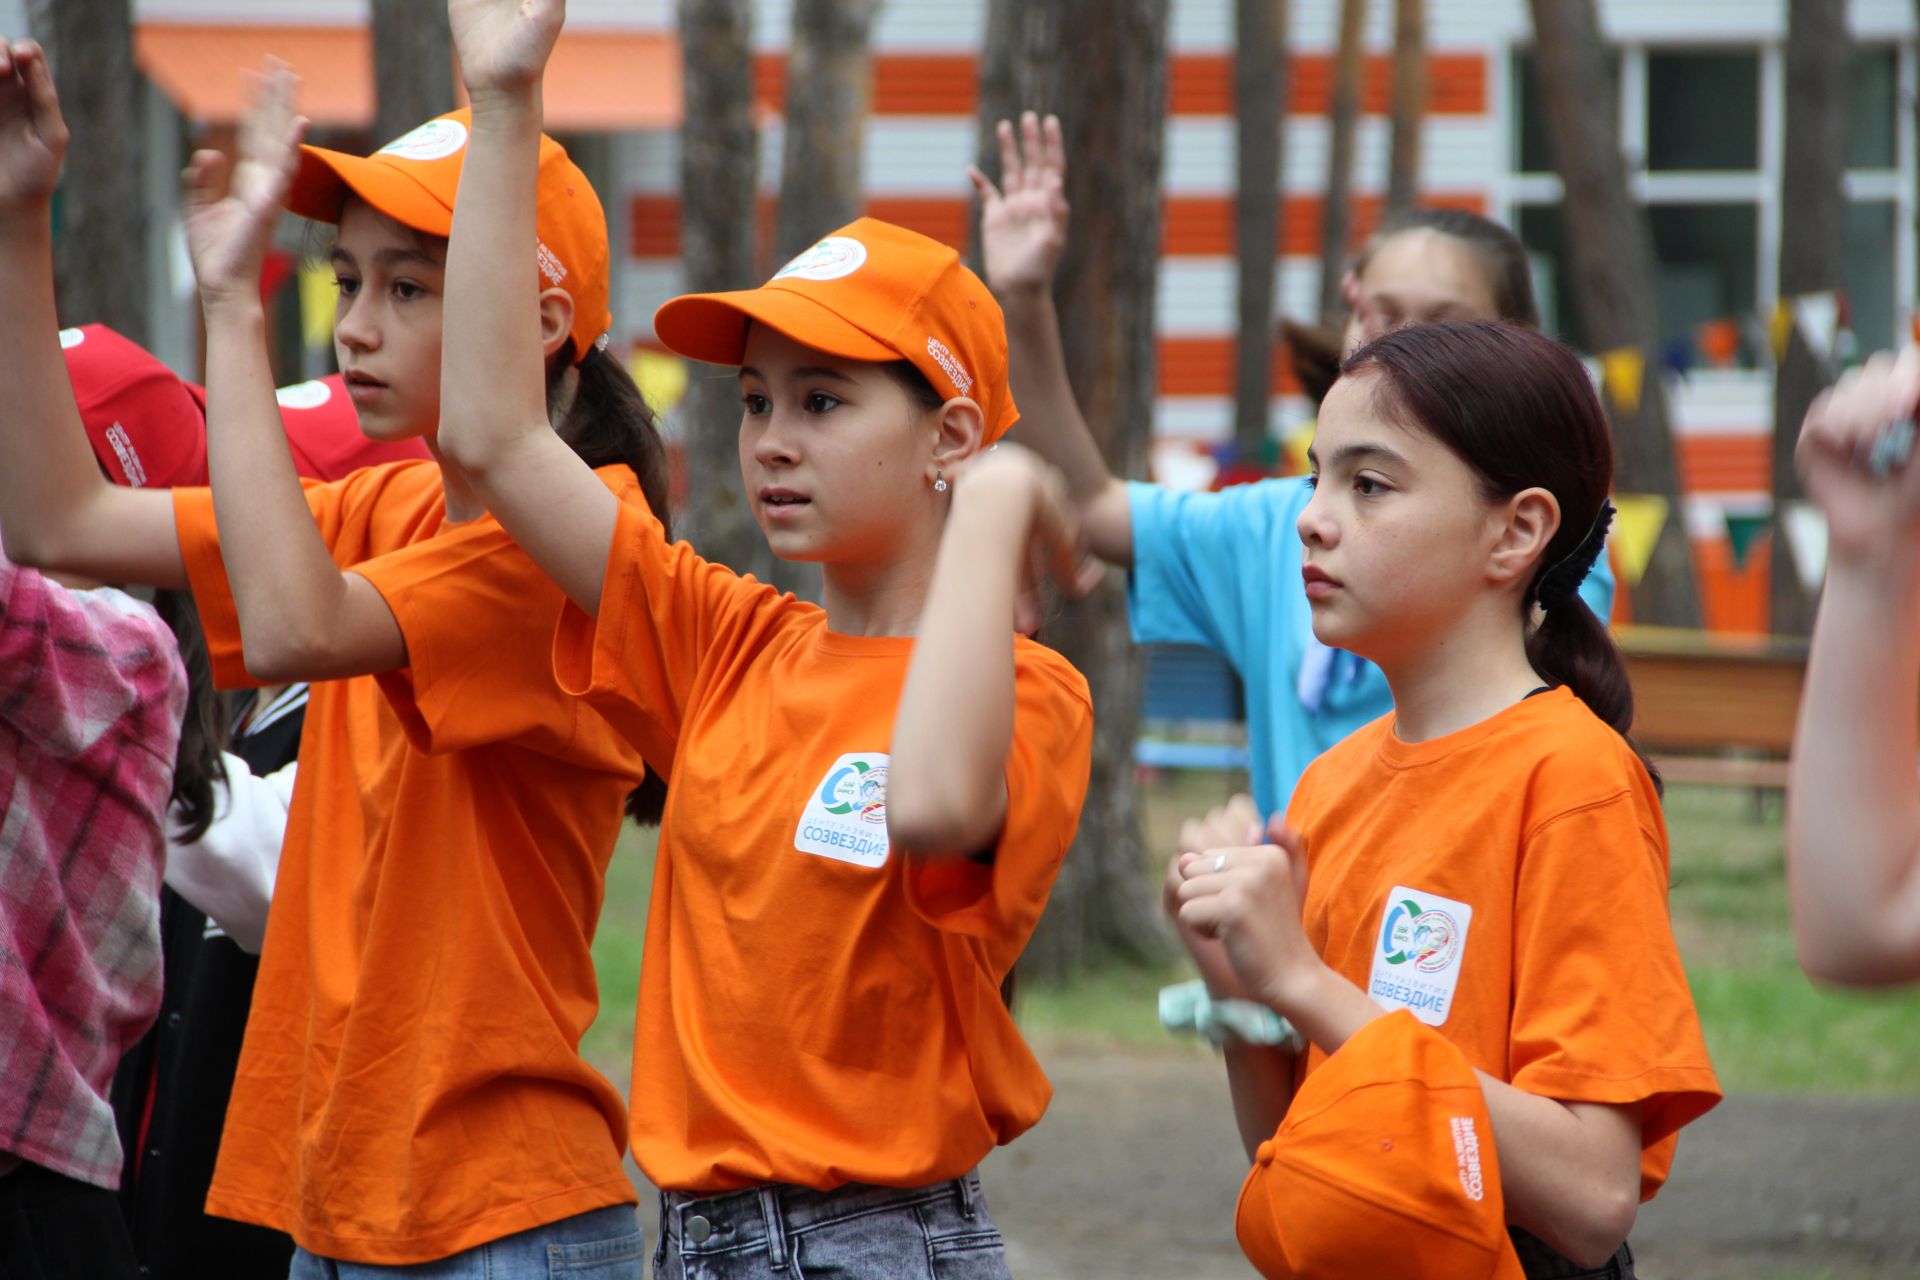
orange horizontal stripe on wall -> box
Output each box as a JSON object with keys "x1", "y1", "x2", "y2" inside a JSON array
[
  {"x1": 1675, "y1": 435, "x2": 1771, "y2": 494},
  {"x1": 1160, "y1": 338, "x2": 1305, "y2": 397},
  {"x1": 749, "y1": 51, "x2": 1487, "y2": 118},
  {"x1": 631, "y1": 191, "x2": 1488, "y2": 260}
]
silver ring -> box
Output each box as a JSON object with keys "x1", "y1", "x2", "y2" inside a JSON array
[{"x1": 1212, "y1": 853, "x2": 1227, "y2": 874}]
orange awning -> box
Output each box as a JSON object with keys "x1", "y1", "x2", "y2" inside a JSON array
[{"x1": 135, "y1": 24, "x2": 680, "y2": 132}]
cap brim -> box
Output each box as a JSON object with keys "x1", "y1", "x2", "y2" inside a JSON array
[
  {"x1": 655, "y1": 286, "x2": 899, "y2": 369},
  {"x1": 286, "y1": 145, "x2": 453, "y2": 236}
]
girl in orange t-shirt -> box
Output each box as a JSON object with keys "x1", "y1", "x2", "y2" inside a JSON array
[
  {"x1": 1167, "y1": 321, "x2": 1721, "y2": 1278},
  {"x1": 0, "y1": 39, "x2": 666, "y2": 1272},
  {"x1": 432, "y1": 5, "x2": 1093, "y2": 1277}
]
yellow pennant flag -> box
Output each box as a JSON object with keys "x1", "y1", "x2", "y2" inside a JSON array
[
  {"x1": 1767, "y1": 298, "x2": 1794, "y2": 363},
  {"x1": 298, "y1": 260, "x2": 337, "y2": 351},
  {"x1": 1610, "y1": 494, "x2": 1669, "y2": 587},
  {"x1": 1600, "y1": 346, "x2": 1644, "y2": 416},
  {"x1": 630, "y1": 348, "x2": 689, "y2": 416}
]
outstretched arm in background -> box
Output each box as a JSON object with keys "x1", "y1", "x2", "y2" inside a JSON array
[
  {"x1": 971, "y1": 112, "x2": 1134, "y2": 567},
  {"x1": 0, "y1": 40, "x2": 185, "y2": 587},
  {"x1": 186, "y1": 63, "x2": 408, "y2": 681},
  {"x1": 1787, "y1": 347, "x2": 1920, "y2": 986},
  {"x1": 432, "y1": 0, "x2": 620, "y2": 615}
]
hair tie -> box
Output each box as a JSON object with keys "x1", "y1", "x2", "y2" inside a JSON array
[{"x1": 1536, "y1": 500, "x2": 1614, "y2": 610}]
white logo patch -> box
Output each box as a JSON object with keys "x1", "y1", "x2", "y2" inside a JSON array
[
  {"x1": 794, "y1": 752, "x2": 891, "y2": 868},
  {"x1": 925, "y1": 336, "x2": 972, "y2": 395},
  {"x1": 379, "y1": 119, "x2": 469, "y2": 162},
  {"x1": 1450, "y1": 1115, "x2": 1485, "y2": 1201},
  {"x1": 59, "y1": 327, "x2": 85, "y2": 349},
  {"x1": 103, "y1": 423, "x2": 147, "y2": 487},
  {"x1": 1367, "y1": 884, "x2": 1473, "y2": 1026},
  {"x1": 274, "y1": 379, "x2": 334, "y2": 411},
  {"x1": 773, "y1": 236, "x2": 868, "y2": 283},
  {"x1": 536, "y1": 239, "x2": 568, "y2": 287}
]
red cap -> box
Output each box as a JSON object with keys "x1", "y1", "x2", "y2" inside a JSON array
[
  {"x1": 286, "y1": 108, "x2": 612, "y2": 365},
  {"x1": 63, "y1": 325, "x2": 208, "y2": 488},
  {"x1": 64, "y1": 325, "x2": 430, "y2": 486},
  {"x1": 1235, "y1": 1011, "x2": 1526, "y2": 1279},
  {"x1": 653, "y1": 217, "x2": 1019, "y2": 443}
]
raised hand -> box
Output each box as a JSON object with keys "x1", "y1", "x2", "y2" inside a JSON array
[
  {"x1": 182, "y1": 61, "x2": 305, "y2": 305},
  {"x1": 449, "y1": 0, "x2": 564, "y2": 99},
  {"x1": 1795, "y1": 346, "x2": 1920, "y2": 568},
  {"x1": 951, "y1": 442, "x2": 1097, "y2": 633},
  {"x1": 969, "y1": 111, "x2": 1069, "y2": 299},
  {"x1": 0, "y1": 40, "x2": 68, "y2": 217}
]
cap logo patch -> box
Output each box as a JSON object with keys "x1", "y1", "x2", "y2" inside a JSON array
[
  {"x1": 103, "y1": 422, "x2": 147, "y2": 487},
  {"x1": 1449, "y1": 1116, "x2": 1485, "y2": 1201},
  {"x1": 379, "y1": 119, "x2": 469, "y2": 163},
  {"x1": 773, "y1": 236, "x2": 868, "y2": 283},
  {"x1": 536, "y1": 239, "x2": 568, "y2": 287},
  {"x1": 59, "y1": 327, "x2": 85, "y2": 350},
  {"x1": 274, "y1": 379, "x2": 334, "y2": 411},
  {"x1": 926, "y1": 336, "x2": 972, "y2": 395}
]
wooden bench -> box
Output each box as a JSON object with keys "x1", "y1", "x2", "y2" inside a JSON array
[{"x1": 1616, "y1": 625, "x2": 1807, "y2": 789}]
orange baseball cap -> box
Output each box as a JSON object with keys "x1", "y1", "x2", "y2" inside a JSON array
[
  {"x1": 1235, "y1": 1011, "x2": 1526, "y2": 1279},
  {"x1": 285, "y1": 109, "x2": 611, "y2": 365},
  {"x1": 652, "y1": 217, "x2": 1019, "y2": 443}
]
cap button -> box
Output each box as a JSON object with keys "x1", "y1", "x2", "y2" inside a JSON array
[{"x1": 1255, "y1": 1140, "x2": 1276, "y2": 1166}]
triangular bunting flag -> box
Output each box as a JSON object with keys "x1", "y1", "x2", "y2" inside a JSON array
[
  {"x1": 629, "y1": 348, "x2": 689, "y2": 416},
  {"x1": 1610, "y1": 494, "x2": 1669, "y2": 587},
  {"x1": 1781, "y1": 501, "x2": 1829, "y2": 592},
  {"x1": 1723, "y1": 511, "x2": 1768, "y2": 571},
  {"x1": 1791, "y1": 290, "x2": 1841, "y2": 364},
  {"x1": 1768, "y1": 298, "x2": 1794, "y2": 363},
  {"x1": 1697, "y1": 317, "x2": 1740, "y2": 368},
  {"x1": 1660, "y1": 337, "x2": 1694, "y2": 381},
  {"x1": 297, "y1": 260, "x2": 336, "y2": 351},
  {"x1": 1600, "y1": 347, "x2": 1644, "y2": 416},
  {"x1": 1580, "y1": 355, "x2": 1603, "y2": 392}
]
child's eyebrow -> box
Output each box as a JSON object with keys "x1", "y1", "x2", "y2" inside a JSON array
[
  {"x1": 737, "y1": 365, "x2": 858, "y2": 384},
  {"x1": 1326, "y1": 442, "x2": 1410, "y2": 470},
  {"x1": 372, "y1": 247, "x2": 446, "y2": 272}
]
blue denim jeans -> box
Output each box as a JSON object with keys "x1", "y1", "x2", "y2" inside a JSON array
[
  {"x1": 287, "y1": 1203, "x2": 644, "y2": 1279},
  {"x1": 653, "y1": 1171, "x2": 1008, "y2": 1279}
]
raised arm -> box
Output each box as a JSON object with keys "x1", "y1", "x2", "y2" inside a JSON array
[
  {"x1": 0, "y1": 40, "x2": 184, "y2": 587},
  {"x1": 184, "y1": 64, "x2": 407, "y2": 681},
  {"x1": 889, "y1": 444, "x2": 1084, "y2": 855},
  {"x1": 971, "y1": 112, "x2": 1133, "y2": 567},
  {"x1": 1787, "y1": 348, "x2": 1920, "y2": 985},
  {"x1": 433, "y1": 0, "x2": 620, "y2": 615}
]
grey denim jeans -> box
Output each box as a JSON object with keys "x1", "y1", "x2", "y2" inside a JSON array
[{"x1": 653, "y1": 1171, "x2": 1008, "y2": 1280}]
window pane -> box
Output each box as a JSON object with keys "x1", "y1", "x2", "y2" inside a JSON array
[
  {"x1": 1511, "y1": 47, "x2": 1621, "y2": 175},
  {"x1": 1847, "y1": 47, "x2": 1897, "y2": 170},
  {"x1": 1647, "y1": 50, "x2": 1759, "y2": 171},
  {"x1": 1845, "y1": 201, "x2": 1896, "y2": 350},
  {"x1": 1648, "y1": 204, "x2": 1758, "y2": 358}
]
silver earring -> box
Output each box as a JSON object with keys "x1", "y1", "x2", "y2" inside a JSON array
[{"x1": 934, "y1": 472, "x2": 949, "y2": 494}]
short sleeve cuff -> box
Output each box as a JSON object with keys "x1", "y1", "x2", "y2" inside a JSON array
[{"x1": 171, "y1": 486, "x2": 260, "y2": 690}]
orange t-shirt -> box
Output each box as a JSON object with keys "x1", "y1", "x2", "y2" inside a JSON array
[
  {"x1": 554, "y1": 495, "x2": 1094, "y2": 1193},
  {"x1": 1285, "y1": 687, "x2": 1721, "y2": 1200},
  {"x1": 173, "y1": 461, "x2": 645, "y2": 1263}
]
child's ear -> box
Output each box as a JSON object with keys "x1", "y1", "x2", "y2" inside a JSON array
[
  {"x1": 926, "y1": 397, "x2": 986, "y2": 482},
  {"x1": 1489, "y1": 486, "x2": 1560, "y2": 586},
  {"x1": 536, "y1": 288, "x2": 576, "y2": 361}
]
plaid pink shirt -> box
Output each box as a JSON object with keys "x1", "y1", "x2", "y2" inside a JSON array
[{"x1": 0, "y1": 554, "x2": 183, "y2": 1189}]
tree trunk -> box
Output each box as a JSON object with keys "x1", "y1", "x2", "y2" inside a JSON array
[
  {"x1": 676, "y1": 0, "x2": 780, "y2": 582},
  {"x1": 1528, "y1": 0, "x2": 1700, "y2": 628},
  {"x1": 1769, "y1": 0, "x2": 1849, "y2": 636},
  {"x1": 27, "y1": 0, "x2": 147, "y2": 343},
  {"x1": 977, "y1": 0, "x2": 1174, "y2": 982},
  {"x1": 1384, "y1": 0, "x2": 1425, "y2": 217},
  {"x1": 774, "y1": 0, "x2": 882, "y2": 264},
  {"x1": 1233, "y1": 0, "x2": 1288, "y2": 455},
  {"x1": 1316, "y1": 0, "x2": 1366, "y2": 326},
  {"x1": 371, "y1": 0, "x2": 455, "y2": 147}
]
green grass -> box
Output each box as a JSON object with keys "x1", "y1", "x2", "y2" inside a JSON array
[{"x1": 580, "y1": 777, "x2": 1920, "y2": 1095}]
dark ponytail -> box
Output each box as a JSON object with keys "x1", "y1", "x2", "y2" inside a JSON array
[
  {"x1": 153, "y1": 589, "x2": 229, "y2": 843},
  {"x1": 547, "y1": 345, "x2": 674, "y2": 826},
  {"x1": 1342, "y1": 320, "x2": 1660, "y2": 789}
]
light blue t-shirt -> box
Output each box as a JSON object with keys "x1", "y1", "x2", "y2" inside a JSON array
[{"x1": 1126, "y1": 478, "x2": 1616, "y2": 815}]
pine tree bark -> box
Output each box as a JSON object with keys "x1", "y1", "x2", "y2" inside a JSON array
[
  {"x1": 977, "y1": 0, "x2": 1174, "y2": 981},
  {"x1": 1769, "y1": 0, "x2": 1849, "y2": 636},
  {"x1": 774, "y1": 0, "x2": 882, "y2": 264},
  {"x1": 27, "y1": 0, "x2": 147, "y2": 343},
  {"x1": 675, "y1": 0, "x2": 779, "y2": 581},
  {"x1": 1233, "y1": 0, "x2": 1288, "y2": 454},
  {"x1": 1316, "y1": 0, "x2": 1365, "y2": 326},
  {"x1": 1384, "y1": 0, "x2": 1424, "y2": 218},
  {"x1": 1527, "y1": 0, "x2": 1700, "y2": 627},
  {"x1": 371, "y1": 0, "x2": 455, "y2": 147}
]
